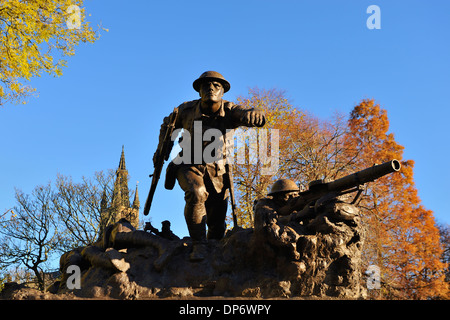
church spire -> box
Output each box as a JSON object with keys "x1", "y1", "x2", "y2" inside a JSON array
[
  {"x1": 132, "y1": 181, "x2": 140, "y2": 209},
  {"x1": 100, "y1": 146, "x2": 139, "y2": 232},
  {"x1": 118, "y1": 145, "x2": 126, "y2": 171},
  {"x1": 112, "y1": 145, "x2": 130, "y2": 208}
]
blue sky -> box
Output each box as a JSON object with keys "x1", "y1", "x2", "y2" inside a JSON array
[{"x1": 1, "y1": 0, "x2": 449, "y2": 239}]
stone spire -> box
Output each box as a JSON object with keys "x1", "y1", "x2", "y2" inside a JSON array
[
  {"x1": 118, "y1": 145, "x2": 126, "y2": 170},
  {"x1": 100, "y1": 146, "x2": 139, "y2": 232},
  {"x1": 112, "y1": 145, "x2": 130, "y2": 208},
  {"x1": 132, "y1": 182, "x2": 140, "y2": 209}
]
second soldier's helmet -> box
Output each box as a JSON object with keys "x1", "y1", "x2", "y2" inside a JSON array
[{"x1": 268, "y1": 179, "x2": 299, "y2": 196}]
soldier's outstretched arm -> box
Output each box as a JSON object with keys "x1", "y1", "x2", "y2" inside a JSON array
[{"x1": 230, "y1": 104, "x2": 266, "y2": 128}]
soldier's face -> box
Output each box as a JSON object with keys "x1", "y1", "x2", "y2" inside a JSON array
[
  {"x1": 199, "y1": 81, "x2": 224, "y2": 104},
  {"x1": 274, "y1": 191, "x2": 299, "y2": 206}
]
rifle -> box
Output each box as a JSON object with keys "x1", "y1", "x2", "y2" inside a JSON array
[
  {"x1": 281, "y1": 159, "x2": 401, "y2": 216},
  {"x1": 143, "y1": 108, "x2": 179, "y2": 216}
]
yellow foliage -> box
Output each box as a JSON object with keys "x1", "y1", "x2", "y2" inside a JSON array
[{"x1": 0, "y1": 0, "x2": 100, "y2": 106}]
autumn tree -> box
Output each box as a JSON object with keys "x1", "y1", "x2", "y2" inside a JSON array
[
  {"x1": 277, "y1": 110, "x2": 358, "y2": 188},
  {"x1": 230, "y1": 88, "x2": 302, "y2": 227},
  {"x1": 345, "y1": 99, "x2": 448, "y2": 299},
  {"x1": 0, "y1": 0, "x2": 99, "y2": 106}
]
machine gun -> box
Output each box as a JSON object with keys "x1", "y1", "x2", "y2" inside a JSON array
[{"x1": 281, "y1": 160, "x2": 401, "y2": 216}]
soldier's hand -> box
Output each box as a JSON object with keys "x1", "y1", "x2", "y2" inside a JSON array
[
  {"x1": 242, "y1": 111, "x2": 265, "y2": 127},
  {"x1": 152, "y1": 150, "x2": 160, "y2": 167}
]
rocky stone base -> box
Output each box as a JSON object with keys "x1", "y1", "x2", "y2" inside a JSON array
[
  {"x1": 51, "y1": 202, "x2": 365, "y2": 299},
  {"x1": 2, "y1": 201, "x2": 366, "y2": 300}
]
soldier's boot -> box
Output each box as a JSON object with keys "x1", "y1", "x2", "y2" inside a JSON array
[
  {"x1": 184, "y1": 199, "x2": 208, "y2": 261},
  {"x1": 206, "y1": 195, "x2": 228, "y2": 240},
  {"x1": 186, "y1": 222, "x2": 207, "y2": 262}
]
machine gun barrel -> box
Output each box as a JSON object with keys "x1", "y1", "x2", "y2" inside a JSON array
[
  {"x1": 297, "y1": 160, "x2": 401, "y2": 208},
  {"x1": 328, "y1": 159, "x2": 401, "y2": 192}
]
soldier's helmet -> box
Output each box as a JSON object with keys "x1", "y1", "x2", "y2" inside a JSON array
[
  {"x1": 193, "y1": 71, "x2": 231, "y2": 93},
  {"x1": 268, "y1": 179, "x2": 299, "y2": 196}
]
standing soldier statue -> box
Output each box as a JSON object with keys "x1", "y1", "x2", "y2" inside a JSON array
[{"x1": 146, "y1": 71, "x2": 265, "y2": 261}]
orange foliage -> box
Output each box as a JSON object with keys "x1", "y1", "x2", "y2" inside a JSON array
[{"x1": 345, "y1": 99, "x2": 448, "y2": 299}]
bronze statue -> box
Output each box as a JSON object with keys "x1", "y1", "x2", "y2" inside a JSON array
[
  {"x1": 252, "y1": 179, "x2": 307, "y2": 260},
  {"x1": 254, "y1": 179, "x2": 303, "y2": 230},
  {"x1": 147, "y1": 71, "x2": 266, "y2": 261},
  {"x1": 252, "y1": 161, "x2": 401, "y2": 262},
  {"x1": 254, "y1": 160, "x2": 401, "y2": 231}
]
